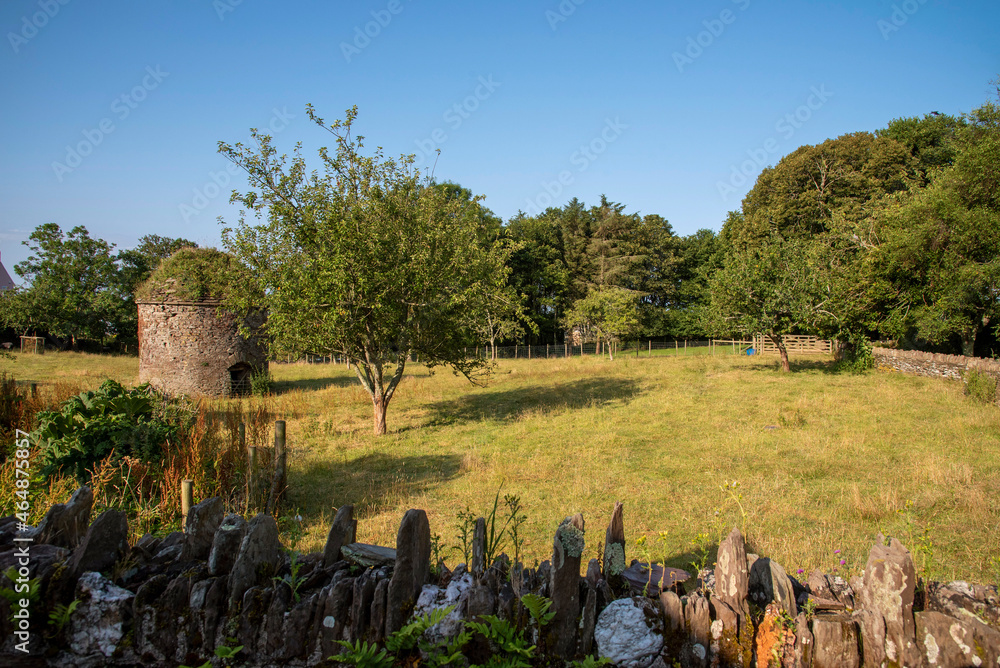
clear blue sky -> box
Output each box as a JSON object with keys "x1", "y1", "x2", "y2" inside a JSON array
[{"x1": 1, "y1": 0, "x2": 997, "y2": 282}]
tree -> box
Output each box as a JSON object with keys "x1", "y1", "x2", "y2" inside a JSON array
[
  {"x1": 708, "y1": 231, "x2": 830, "y2": 372},
  {"x1": 562, "y1": 287, "x2": 642, "y2": 360},
  {"x1": 3, "y1": 224, "x2": 118, "y2": 348},
  {"x1": 219, "y1": 106, "x2": 522, "y2": 435},
  {"x1": 876, "y1": 99, "x2": 1000, "y2": 355}
]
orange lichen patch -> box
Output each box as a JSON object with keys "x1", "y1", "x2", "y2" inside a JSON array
[{"x1": 755, "y1": 603, "x2": 788, "y2": 668}]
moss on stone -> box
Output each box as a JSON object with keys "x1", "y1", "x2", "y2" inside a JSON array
[{"x1": 136, "y1": 247, "x2": 237, "y2": 303}]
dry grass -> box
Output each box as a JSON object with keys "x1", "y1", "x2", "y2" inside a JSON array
[{"x1": 4, "y1": 350, "x2": 999, "y2": 585}]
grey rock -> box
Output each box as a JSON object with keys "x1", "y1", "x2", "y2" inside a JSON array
[
  {"x1": 151, "y1": 544, "x2": 182, "y2": 564},
  {"x1": 180, "y1": 496, "x2": 224, "y2": 561},
  {"x1": 471, "y1": 517, "x2": 486, "y2": 578},
  {"x1": 69, "y1": 510, "x2": 128, "y2": 576},
  {"x1": 282, "y1": 591, "x2": 319, "y2": 660},
  {"x1": 370, "y1": 577, "x2": 389, "y2": 644},
  {"x1": 710, "y1": 596, "x2": 745, "y2": 667},
  {"x1": 351, "y1": 569, "x2": 377, "y2": 641},
  {"x1": 856, "y1": 535, "x2": 920, "y2": 667},
  {"x1": 550, "y1": 513, "x2": 585, "y2": 658},
  {"x1": 749, "y1": 557, "x2": 798, "y2": 616},
  {"x1": 683, "y1": 594, "x2": 710, "y2": 668},
  {"x1": 228, "y1": 513, "x2": 282, "y2": 606},
  {"x1": 132, "y1": 533, "x2": 161, "y2": 560},
  {"x1": 208, "y1": 513, "x2": 247, "y2": 576},
  {"x1": 412, "y1": 573, "x2": 474, "y2": 645},
  {"x1": 67, "y1": 572, "x2": 134, "y2": 657},
  {"x1": 466, "y1": 583, "x2": 496, "y2": 620},
  {"x1": 35, "y1": 486, "x2": 92, "y2": 549},
  {"x1": 386, "y1": 509, "x2": 430, "y2": 635},
  {"x1": 812, "y1": 614, "x2": 860, "y2": 668},
  {"x1": 265, "y1": 582, "x2": 293, "y2": 656},
  {"x1": 594, "y1": 597, "x2": 664, "y2": 668},
  {"x1": 342, "y1": 542, "x2": 397, "y2": 568},
  {"x1": 713, "y1": 526, "x2": 750, "y2": 618},
  {"x1": 322, "y1": 505, "x2": 356, "y2": 568},
  {"x1": 238, "y1": 585, "x2": 272, "y2": 655},
  {"x1": 578, "y1": 583, "x2": 597, "y2": 657}
]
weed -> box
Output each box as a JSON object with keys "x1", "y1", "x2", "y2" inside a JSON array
[
  {"x1": 273, "y1": 551, "x2": 305, "y2": 603},
  {"x1": 1, "y1": 566, "x2": 40, "y2": 622},
  {"x1": 964, "y1": 369, "x2": 997, "y2": 404},
  {"x1": 333, "y1": 639, "x2": 394, "y2": 668}
]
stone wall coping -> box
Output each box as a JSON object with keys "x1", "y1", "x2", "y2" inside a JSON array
[{"x1": 136, "y1": 300, "x2": 225, "y2": 307}]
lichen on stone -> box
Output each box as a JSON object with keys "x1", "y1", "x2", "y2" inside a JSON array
[
  {"x1": 557, "y1": 523, "x2": 585, "y2": 559},
  {"x1": 605, "y1": 543, "x2": 626, "y2": 576}
]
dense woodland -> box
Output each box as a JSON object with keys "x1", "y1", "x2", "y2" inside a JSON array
[{"x1": 2, "y1": 88, "x2": 998, "y2": 360}]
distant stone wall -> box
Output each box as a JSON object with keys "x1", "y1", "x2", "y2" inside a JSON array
[
  {"x1": 138, "y1": 301, "x2": 267, "y2": 397},
  {"x1": 2, "y1": 488, "x2": 998, "y2": 667},
  {"x1": 873, "y1": 346, "x2": 1000, "y2": 382}
]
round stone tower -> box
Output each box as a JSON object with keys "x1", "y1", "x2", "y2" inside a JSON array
[{"x1": 136, "y1": 248, "x2": 267, "y2": 397}]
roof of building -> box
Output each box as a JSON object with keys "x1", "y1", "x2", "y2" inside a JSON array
[{"x1": 0, "y1": 254, "x2": 15, "y2": 291}]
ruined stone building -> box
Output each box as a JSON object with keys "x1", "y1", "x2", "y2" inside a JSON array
[{"x1": 136, "y1": 247, "x2": 267, "y2": 397}]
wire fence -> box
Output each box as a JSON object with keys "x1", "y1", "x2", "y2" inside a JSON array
[{"x1": 278, "y1": 339, "x2": 765, "y2": 365}]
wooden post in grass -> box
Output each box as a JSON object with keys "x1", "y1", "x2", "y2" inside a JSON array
[
  {"x1": 266, "y1": 420, "x2": 287, "y2": 515},
  {"x1": 181, "y1": 479, "x2": 194, "y2": 529},
  {"x1": 648, "y1": 340, "x2": 651, "y2": 356},
  {"x1": 675, "y1": 340, "x2": 678, "y2": 354}
]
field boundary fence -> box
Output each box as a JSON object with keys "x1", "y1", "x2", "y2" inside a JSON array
[{"x1": 276, "y1": 336, "x2": 835, "y2": 365}]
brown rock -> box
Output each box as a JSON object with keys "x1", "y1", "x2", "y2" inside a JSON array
[
  {"x1": 856, "y1": 535, "x2": 920, "y2": 667},
  {"x1": 811, "y1": 614, "x2": 860, "y2": 668},
  {"x1": 714, "y1": 526, "x2": 751, "y2": 618}
]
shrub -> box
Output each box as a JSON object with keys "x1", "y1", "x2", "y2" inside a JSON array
[
  {"x1": 32, "y1": 380, "x2": 193, "y2": 481},
  {"x1": 964, "y1": 369, "x2": 997, "y2": 404},
  {"x1": 250, "y1": 368, "x2": 274, "y2": 397}
]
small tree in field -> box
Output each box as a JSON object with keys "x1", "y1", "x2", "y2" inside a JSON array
[
  {"x1": 708, "y1": 235, "x2": 831, "y2": 372},
  {"x1": 219, "y1": 106, "x2": 521, "y2": 435},
  {"x1": 563, "y1": 287, "x2": 641, "y2": 360}
]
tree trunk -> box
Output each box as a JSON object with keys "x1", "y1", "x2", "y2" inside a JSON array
[
  {"x1": 770, "y1": 334, "x2": 791, "y2": 372},
  {"x1": 372, "y1": 395, "x2": 388, "y2": 435},
  {"x1": 961, "y1": 329, "x2": 977, "y2": 357}
]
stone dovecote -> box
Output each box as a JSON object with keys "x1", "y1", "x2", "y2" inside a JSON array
[{"x1": 136, "y1": 248, "x2": 267, "y2": 397}]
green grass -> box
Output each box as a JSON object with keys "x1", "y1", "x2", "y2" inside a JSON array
[{"x1": 4, "y1": 350, "x2": 999, "y2": 585}]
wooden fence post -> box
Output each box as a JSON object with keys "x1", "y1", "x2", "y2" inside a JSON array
[
  {"x1": 181, "y1": 479, "x2": 194, "y2": 529},
  {"x1": 267, "y1": 420, "x2": 287, "y2": 515}
]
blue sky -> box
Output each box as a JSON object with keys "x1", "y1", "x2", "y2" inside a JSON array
[{"x1": 1, "y1": 0, "x2": 997, "y2": 282}]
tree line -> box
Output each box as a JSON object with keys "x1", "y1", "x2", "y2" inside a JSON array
[{"x1": 2, "y1": 84, "x2": 997, "y2": 429}]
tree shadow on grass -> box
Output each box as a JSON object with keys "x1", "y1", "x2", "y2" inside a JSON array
[
  {"x1": 273, "y1": 375, "x2": 359, "y2": 394},
  {"x1": 290, "y1": 451, "x2": 462, "y2": 522},
  {"x1": 422, "y1": 377, "x2": 641, "y2": 427}
]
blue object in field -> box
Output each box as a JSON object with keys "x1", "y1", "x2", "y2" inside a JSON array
[{"x1": 745, "y1": 347, "x2": 755, "y2": 356}]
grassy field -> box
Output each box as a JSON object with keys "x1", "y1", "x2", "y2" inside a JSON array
[{"x1": 3, "y1": 349, "x2": 999, "y2": 585}]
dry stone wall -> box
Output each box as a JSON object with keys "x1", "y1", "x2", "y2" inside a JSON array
[
  {"x1": 138, "y1": 301, "x2": 267, "y2": 397},
  {"x1": 1, "y1": 488, "x2": 998, "y2": 667},
  {"x1": 873, "y1": 346, "x2": 1000, "y2": 382}
]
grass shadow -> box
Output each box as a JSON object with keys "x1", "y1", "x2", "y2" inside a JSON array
[
  {"x1": 423, "y1": 377, "x2": 641, "y2": 427},
  {"x1": 291, "y1": 451, "x2": 462, "y2": 521}
]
